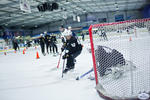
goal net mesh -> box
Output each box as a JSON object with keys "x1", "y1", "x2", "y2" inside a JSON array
[{"x1": 89, "y1": 18, "x2": 150, "y2": 100}]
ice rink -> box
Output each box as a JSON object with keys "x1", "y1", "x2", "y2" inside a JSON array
[
  {"x1": 0, "y1": 29, "x2": 150, "y2": 100},
  {"x1": 0, "y1": 40, "x2": 102, "y2": 100},
  {"x1": 0, "y1": 0, "x2": 150, "y2": 100}
]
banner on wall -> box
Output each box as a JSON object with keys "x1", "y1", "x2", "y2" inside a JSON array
[
  {"x1": 115, "y1": 15, "x2": 124, "y2": 22},
  {"x1": 20, "y1": 0, "x2": 31, "y2": 13},
  {"x1": 142, "y1": 4, "x2": 150, "y2": 18},
  {"x1": 98, "y1": 18, "x2": 107, "y2": 23}
]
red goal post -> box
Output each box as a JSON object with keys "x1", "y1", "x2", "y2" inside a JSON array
[{"x1": 89, "y1": 18, "x2": 150, "y2": 100}]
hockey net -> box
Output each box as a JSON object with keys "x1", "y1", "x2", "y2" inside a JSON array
[{"x1": 89, "y1": 18, "x2": 150, "y2": 100}]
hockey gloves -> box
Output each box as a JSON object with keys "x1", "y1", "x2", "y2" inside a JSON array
[
  {"x1": 61, "y1": 47, "x2": 65, "y2": 52},
  {"x1": 61, "y1": 42, "x2": 67, "y2": 52},
  {"x1": 62, "y1": 53, "x2": 69, "y2": 59}
]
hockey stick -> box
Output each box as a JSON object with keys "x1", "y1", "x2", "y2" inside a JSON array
[
  {"x1": 57, "y1": 51, "x2": 62, "y2": 69},
  {"x1": 76, "y1": 68, "x2": 94, "y2": 80},
  {"x1": 62, "y1": 50, "x2": 66, "y2": 78},
  {"x1": 61, "y1": 59, "x2": 66, "y2": 78}
]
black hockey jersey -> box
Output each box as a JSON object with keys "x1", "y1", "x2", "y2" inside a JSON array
[
  {"x1": 44, "y1": 34, "x2": 50, "y2": 43},
  {"x1": 65, "y1": 36, "x2": 82, "y2": 55},
  {"x1": 39, "y1": 37, "x2": 45, "y2": 45}
]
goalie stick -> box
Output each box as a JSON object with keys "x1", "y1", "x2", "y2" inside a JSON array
[{"x1": 76, "y1": 68, "x2": 93, "y2": 80}]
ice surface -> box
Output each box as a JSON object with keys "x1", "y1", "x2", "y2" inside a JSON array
[
  {"x1": 0, "y1": 41, "x2": 102, "y2": 100},
  {"x1": 0, "y1": 29, "x2": 149, "y2": 100}
]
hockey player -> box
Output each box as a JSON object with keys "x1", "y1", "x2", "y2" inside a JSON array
[
  {"x1": 44, "y1": 32, "x2": 50, "y2": 54},
  {"x1": 51, "y1": 34, "x2": 58, "y2": 54},
  {"x1": 12, "y1": 38, "x2": 20, "y2": 51},
  {"x1": 49, "y1": 34, "x2": 52, "y2": 53},
  {"x1": 101, "y1": 29, "x2": 108, "y2": 41},
  {"x1": 81, "y1": 33, "x2": 85, "y2": 41},
  {"x1": 61, "y1": 31, "x2": 83, "y2": 73},
  {"x1": 39, "y1": 34, "x2": 46, "y2": 56}
]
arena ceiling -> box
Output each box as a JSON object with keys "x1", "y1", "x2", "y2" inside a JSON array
[{"x1": 0, "y1": 0, "x2": 149, "y2": 28}]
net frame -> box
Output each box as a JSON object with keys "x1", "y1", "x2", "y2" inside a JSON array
[{"x1": 88, "y1": 18, "x2": 150, "y2": 100}]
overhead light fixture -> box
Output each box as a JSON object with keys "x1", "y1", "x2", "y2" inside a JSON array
[
  {"x1": 83, "y1": 10, "x2": 86, "y2": 13},
  {"x1": 65, "y1": 0, "x2": 70, "y2": 4},
  {"x1": 114, "y1": 2, "x2": 118, "y2": 6},
  {"x1": 41, "y1": 15, "x2": 44, "y2": 17},
  {"x1": 5, "y1": 23, "x2": 8, "y2": 26},
  {"x1": 116, "y1": 6, "x2": 119, "y2": 10},
  {"x1": 8, "y1": 14, "x2": 11, "y2": 17}
]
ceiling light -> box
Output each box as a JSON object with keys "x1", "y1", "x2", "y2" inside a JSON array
[
  {"x1": 114, "y1": 3, "x2": 118, "y2": 6},
  {"x1": 5, "y1": 23, "x2": 8, "y2": 26},
  {"x1": 83, "y1": 10, "x2": 86, "y2": 13},
  {"x1": 116, "y1": 6, "x2": 119, "y2": 10},
  {"x1": 41, "y1": 15, "x2": 44, "y2": 17}
]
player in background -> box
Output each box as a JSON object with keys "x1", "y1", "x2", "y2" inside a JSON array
[
  {"x1": 44, "y1": 31, "x2": 50, "y2": 54},
  {"x1": 134, "y1": 26, "x2": 137, "y2": 37},
  {"x1": 101, "y1": 29, "x2": 108, "y2": 41},
  {"x1": 61, "y1": 31, "x2": 83, "y2": 73},
  {"x1": 39, "y1": 34, "x2": 46, "y2": 56},
  {"x1": 59, "y1": 25, "x2": 68, "y2": 44},
  {"x1": 81, "y1": 33, "x2": 85, "y2": 41},
  {"x1": 51, "y1": 33, "x2": 58, "y2": 55},
  {"x1": 12, "y1": 38, "x2": 20, "y2": 51},
  {"x1": 127, "y1": 28, "x2": 129, "y2": 34},
  {"x1": 49, "y1": 34, "x2": 52, "y2": 53}
]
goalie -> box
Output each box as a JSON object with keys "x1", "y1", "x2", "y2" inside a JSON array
[{"x1": 95, "y1": 46, "x2": 131, "y2": 78}]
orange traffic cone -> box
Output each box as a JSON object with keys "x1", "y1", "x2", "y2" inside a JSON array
[
  {"x1": 23, "y1": 50, "x2": 25, "y2": 54},
  {"x1": 14, "y1": 51, "x2": 16, "y2": 53},
  {"x1": 4, "y1": 52, "x2": 6, "y2": 55},
  {"x1": 129, "y1": 36, "x2": 132, "y2": 41},
  {"x1": 36, "y1": 51, "x2": 40, "y2": 59}
]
